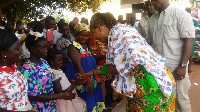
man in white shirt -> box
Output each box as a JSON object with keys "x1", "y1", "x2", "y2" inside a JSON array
[
  {"x1": 151, "y1": 0, "x2": 195, "y2": 112},
  {"x1": 138, "y1": 0, "x2": 156, "y2": 45}
]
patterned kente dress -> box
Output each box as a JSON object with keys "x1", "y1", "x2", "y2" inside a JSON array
[
  {"x1": 106, "y1": 24, "x2": 176, "y2": 112},
  {"x1": 65, "y1": 41, "x2": 105, "y2": 112},
  {"x1": 20, "y1": 59, "x2": 56, "y2": 112}
]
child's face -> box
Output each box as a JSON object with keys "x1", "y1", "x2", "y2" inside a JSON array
[
  {"x1": 52, "y1": 54, "x2": 63, "y2": 69},
  {"x1": 33, "y1": 40, "x2": 48, "y2": 58},
  {"x1": 60, "y1": 26, "x2": 70, "y2": 39},
  {"x1": 76, "y1": 30, "x2": 90, "y2": 45},
  {"x1": 46, "y1": 20, "x2": 57, "y2": 30}
]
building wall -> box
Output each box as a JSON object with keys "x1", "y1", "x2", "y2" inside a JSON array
[{"x1": 121, "y1": 0, "x2": 144, "y2": 9}]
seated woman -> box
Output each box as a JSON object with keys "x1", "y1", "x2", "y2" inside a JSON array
[
  {"x1": 88, "y1": 12, "x2": 176, "y2": 112},
  {"x1": 0, "y1": 29, "x2": 33, "y2": 111},
  {"x1": 65, "y1": 23, "x2": 105, "y2": 112}
]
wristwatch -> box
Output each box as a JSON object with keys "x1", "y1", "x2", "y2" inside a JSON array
[{"x1": 179, "y1": 62, "x2": 187, "y2": 68}]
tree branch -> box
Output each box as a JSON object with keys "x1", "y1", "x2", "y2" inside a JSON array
[{"x1": 0, "y1": 0, "x2": 19, "y2": 9}]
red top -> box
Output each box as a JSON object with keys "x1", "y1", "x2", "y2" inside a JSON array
[{"x1": 87, "y1": 37, "x2": 107, "y2": 66}]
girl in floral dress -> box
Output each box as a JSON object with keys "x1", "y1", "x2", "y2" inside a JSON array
[
  {"x1": 89, "y1": 12, "x2": 176, "y2": 112},
  {"x1": 65, "y1": 23, "x2": 105, "y2": 112},
  {"x1": 20, "y1": 31, "x2": 76, "y2": 112}
]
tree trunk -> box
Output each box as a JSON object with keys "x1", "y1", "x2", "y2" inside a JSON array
[
  {"x1": 6, "y1": 10, "x2": 16, "y2": 29},
  {"x1": 0, "y1": 0, "x2": 18, "y2": 28}
]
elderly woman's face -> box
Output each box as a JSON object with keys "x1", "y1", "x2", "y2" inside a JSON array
[
  {"x1": 91, "y1": 25, "x2": 110, "y2": 43},
  {"x1": 3, "y1": 40, "x2": 22, "y2": 64}
]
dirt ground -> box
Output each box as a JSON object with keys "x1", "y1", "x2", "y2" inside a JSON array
[
  {"x1": 188, "y1": 62, "x2": 200, "y2": 112},
  {"x1": 111, "y1": 63, "x2": 200, "y2": 112}
]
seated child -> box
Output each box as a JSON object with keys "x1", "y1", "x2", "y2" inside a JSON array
[{"x1": 46, "y1": 48, "x2": 86, "y2": 112}]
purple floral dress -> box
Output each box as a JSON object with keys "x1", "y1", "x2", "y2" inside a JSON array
[{"x1": 20, "y1": 58, "x2": 56, "y2": 112}]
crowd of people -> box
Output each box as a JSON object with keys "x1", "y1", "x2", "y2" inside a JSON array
[{"x1": 0, "y1": 0, "x2": 197, "y2": 112}]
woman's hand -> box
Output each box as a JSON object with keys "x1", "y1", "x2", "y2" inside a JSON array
[
  {"x1": 85, "y1": 80, "x2": 94, "y2": 95},
  {"x1": 75, "y1": 77, "x2": 87, "y2": 85},
  {"x1": 108, "y1": 64, "x2": 118, "y2": 76},
  {"x1": 74, "y1": 73, "x2": 83, "y2": 78},
  {"x1": 100, "y1": 65, "x2": 118, "y2": 81},
  {"x1": 101, "y1": 74, "x2": 113, "y2": 81}
]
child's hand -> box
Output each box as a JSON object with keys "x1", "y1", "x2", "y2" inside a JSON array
[{"x1": 60, "y1": 90, "x2": 76, "y2": 101}]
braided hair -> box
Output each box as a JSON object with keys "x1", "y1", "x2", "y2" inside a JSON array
[{"x1": 90, "y1": 12, "x2": 117, "y2": 30}]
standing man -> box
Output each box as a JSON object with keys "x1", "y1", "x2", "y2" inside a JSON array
[
  {"x1": 151, "y1": 0, "x2": 195, "y2": 112},
  {"x1": 138, "y1": 0, "x2": 156, "y2": 45}
]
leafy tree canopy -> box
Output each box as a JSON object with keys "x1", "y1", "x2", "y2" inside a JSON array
[{"x1": 0, "y1": 0, "x2": 107, "y2": 26}]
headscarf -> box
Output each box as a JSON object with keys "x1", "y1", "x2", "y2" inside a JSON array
[
  {"x1": 0, "y1": 29, "x2": 18, "y2": 51},
  {"x1": 74, "y1": 23, "x2": 90, "y2": 35}
]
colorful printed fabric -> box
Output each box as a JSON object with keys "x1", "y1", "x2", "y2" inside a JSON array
[
  {"x1": 88, "y1": 37, "x2": 107, "y2": 66},
  {"x1": 65, "y1": 41, "x2": 105, "y2": 112},
  {"x1": 99, "y1": 63, "x2": 109, "y2": 76},
  {"x1": 0, "y1": 64, "x2": 31, "y2": 111},
  {"x1": 20, "y1": 58, "x2": 56, "y2": 112},
  {"x1": 126, "y1": 65, "x2": 175, "y2": 112},
  {"x1": 56, "y1": 37, "x2": 72, "y2": 58},
  {"x1": 74, "y1": 23, "x2": 90, "y2": 35},
  {"x1": 107, "y1": 24, "x2": 175, "y2": 100}
]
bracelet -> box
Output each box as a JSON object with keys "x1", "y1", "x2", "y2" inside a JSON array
[{"x1": 50, "y1": 94, "x2": 52, "y2": 101}]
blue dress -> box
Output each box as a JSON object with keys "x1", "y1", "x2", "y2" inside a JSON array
[{"x1": 66, "y1": 41, "x2": 105, "y2": 112}]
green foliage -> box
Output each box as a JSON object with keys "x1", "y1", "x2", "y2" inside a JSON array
[
  {"x1": 0, "y1": 0, "x2": 107, "y2": 26},
  {"x1": 68, "y1": 0, "x2": 107, "y2": 13},
  {"x1": 52, "y1": 11, "x2": 69, "y2": 23}
]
